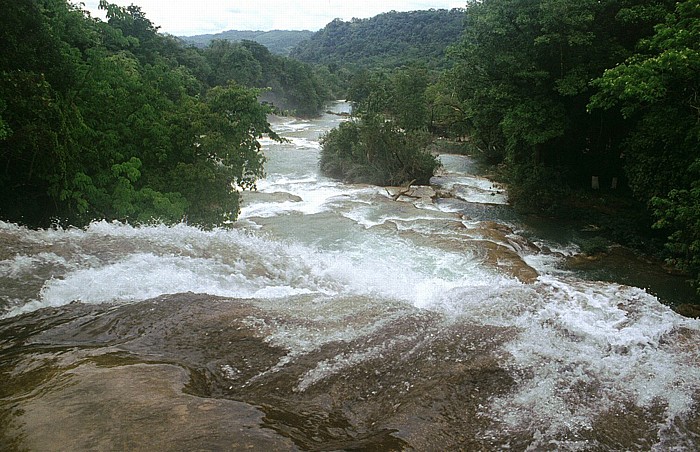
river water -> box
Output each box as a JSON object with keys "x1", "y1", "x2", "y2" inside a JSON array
[{"x1": 1, "y1": 102, "x2": 699, "y2": 450}]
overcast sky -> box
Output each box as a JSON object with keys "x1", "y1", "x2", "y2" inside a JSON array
[{"x1": 78, "y1": 1, "x2": 466, "y2": 36}]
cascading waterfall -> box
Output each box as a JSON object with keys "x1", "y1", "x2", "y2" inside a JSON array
[{"x1": 0, "y1": 102, "x2": 698, "y2": 451}]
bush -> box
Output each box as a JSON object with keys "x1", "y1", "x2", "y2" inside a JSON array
[
  {"x1": 579, "y1": 236, "x2": 611, "y2": 256},
  {"x1": 506, "y1": 162, "x2": 571, "y2": 214},
  {"x1": 652, "y1": 174, "x2": 700, "y2": 294},
  {"x1": 319, "y1": 116, "x2": 441, "y2": 186}
]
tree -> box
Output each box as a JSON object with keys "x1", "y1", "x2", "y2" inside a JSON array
[
  {"x1": 319, "y1": 117, "x2": 440, "y2": 186},
  {"x1": 0, "y1": 0, "x2": 280, "y2": 227},
  {"x1": 346, "y1": 69, "x2": 391, "y2": 116},
  {"x1": 199, "y1": 38, "x2": 330, "y2": 117},
  {"x1": 0, "y1": 0, "x2": 91, "y2": 222},
  {"x1": 589, "y1": 0, "x2": 700, "y2": 201},
  {"x1": 203, "y1": 40, "x2": 263, "y2": 87},
  {"x1": 447, "y1": 0, "x2": 675, "y2": 211},
  {"x1": 590, "y1": 0, "x2": 700, "y2": 289},
  {"x1": 651, "y1": 167, "x2": 700, "y2": 294},
  {"x1": 390, "y1": 65, "x2": 430, "y2": 131}
]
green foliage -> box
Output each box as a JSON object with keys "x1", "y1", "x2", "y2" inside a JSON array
[
  {"x1": 652, "y1": 161, "x2": 700, "y2": 293},
  {"x1": 0, "y1": 0, "x2": 279, "y2": 228},
  {"x1": 579, "y1": 236, "x2": 612, "y2": 256},
  {"x1": 590, "y1": 0, "x2": 700, "y2": 288},
  {"x1": 619, "y1": 107, "x2": 698, "y2": 201},
  {"x1": 391, "y1": 66, "x2": 430, "y2": 131},
  {"x1": 291, "y1": 9, "x2": 466, "y2": 69},
  {"x1": 347, "y1": 70, "x2": 391, "y2": 116},
  {"x1": 347, "y1": 65, "x2": 432, "y2": 131},
  {"x1": 204, "y1": 40, "x2": 263, "y2": 87},
  {"x1": 311, "y1": 63, "x2": 352, "y2": 101},
  {"x1": 443, "y1": 0, "x2": 698, "y2": 294},
  {"x1": 447, "y1": 0, "x2": 676, "y2": 213},
  {"x1": 182, "y1": 30, "x2": 314, "y2": 55},
  {"x1": 589, "y1": 0, "x2": 700, "y2": 201},
  {"x1": 506, "y1": 162, "x2": 571, "y2": 214},
  {"x1": 319, "y1": 117, "x2": 441, "y2": 186},
  {"x1": 201, "y1": 40, "x2": 329, "y2": 117},
  {"x1": 334, "y1": 63, "x2": 441, "y2": 186}
]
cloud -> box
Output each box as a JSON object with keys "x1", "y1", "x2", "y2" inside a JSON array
[{"x1": 76, "y1": 0, "x2": 466, "y2": 35}]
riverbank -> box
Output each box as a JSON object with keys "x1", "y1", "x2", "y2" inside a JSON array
[
  {"x1": 430, "y1": 139, "x2": 700, "y2": 314},
  {"x1": 553, "y1": 190, "x2": 700, "y2": 317}
]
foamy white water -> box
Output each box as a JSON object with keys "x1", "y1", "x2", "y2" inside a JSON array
[{"x1": 1, "y1": 102, "x2": 698, "y2": 450}]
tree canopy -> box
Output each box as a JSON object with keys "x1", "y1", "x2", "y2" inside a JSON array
[
  {"x1": 439, "y1": 0, "x2": 699, "y2": 291},
  {"x1": 182, "y1": 30, "x2": 314, "y2": 56},
  {"x1": 319, "y1": 117, "x2": 440, "y2": 186},
  {"x1": 291, "y1": 9, "x2": 466, "y2": 69},
  {"x1": 320, "y1": 64, "x2": 441, "y2": 186},
  {"x1": 0, "y1": 0, "x2": 286, "y2": 227},
  {"x1": 590, "y1": 0, "x2": 700, "y2": 291},
  {"x1": 200, "y1": 39, "x2": 330, "y2": 116}
]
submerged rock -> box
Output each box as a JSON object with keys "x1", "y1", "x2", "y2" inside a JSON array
[
  {"x1": 0, "y1": 294, "x2": 517, "y2": 451},
  {"x1": 2, "y1": 285, "x2": 699, "y2": 450},
  {"x1": 17, "y1": 363, "x2": 297, "y2": 451},
  {"x1": 241, "y1": 191, "x2": 303, "y2": 205},
  {"x1": 675, "y1": 303, "x2": 700, "y2": 318}
]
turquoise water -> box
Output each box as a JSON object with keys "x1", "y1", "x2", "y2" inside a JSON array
[{"x1": 0, "y1": 102, "x2": 698, "y2": 450}]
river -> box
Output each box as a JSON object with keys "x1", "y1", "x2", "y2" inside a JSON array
[{"x1": 1, "y1": 102, "x2": 699, "y2": 450}]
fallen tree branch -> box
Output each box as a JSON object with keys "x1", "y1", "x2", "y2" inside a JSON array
[{"x1": 387, "y1": 179, "x2": 418, "y2": 201}]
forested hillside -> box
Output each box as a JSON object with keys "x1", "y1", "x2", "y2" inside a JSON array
[
  {"x1": 0, "y1": 0, "x2": 331, "y2": 228},
  {"x1": 290, "y1": 9, "x2": 465, "y2": 68},
  {"x1": 182, "y1": 30, "x2": 314, "y2": 55},
  {"x1": 201, "y1": 39, "x2": 332, "y2": 115},
  {"x1": 438, "y1": 0, "x2": 700, "y2": 292}
]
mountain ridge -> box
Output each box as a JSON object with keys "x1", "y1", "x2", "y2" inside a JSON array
[
  {"x1": 181, "y1": 29, "x2": 314, "y2": 55},
  {"x1": 289, "y1": 9, "x2": 466, "y2": 68}
]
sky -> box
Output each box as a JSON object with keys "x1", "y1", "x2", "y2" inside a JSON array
[{"x1": 78, "y1": 1, "x2": 467, "y2": 36}]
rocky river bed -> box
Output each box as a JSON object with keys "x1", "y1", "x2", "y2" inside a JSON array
[{"x1": 1, "y1": 104, "x2": 699, "y2": 450}]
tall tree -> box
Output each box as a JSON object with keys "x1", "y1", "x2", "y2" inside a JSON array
[
  {"x1": 391, "y1": 65, "x2": 430, "y2": 131},
  {"x1": 203, "y1": 40, "x2": 263, "y2": 87},
  {"x1": 590, "y1": 0, "x2": 700, "y2": 290},
  {"x1": 0, "y1": 0, "x2": 280, "y2": 227},
  {"x1": 447, "y1": 0, "x2": 674, "y2": 210}
]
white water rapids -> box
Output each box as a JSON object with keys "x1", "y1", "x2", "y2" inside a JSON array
[{"x1": 1, "y1": 102, "x2": 699, "y2": 450}]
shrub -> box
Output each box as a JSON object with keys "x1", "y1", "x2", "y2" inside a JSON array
[{"x1": 319, "y1": 116, "x2": 441, "y2": 186}]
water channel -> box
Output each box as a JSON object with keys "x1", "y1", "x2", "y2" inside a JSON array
[{"x1": 1, "y1": 102, "x2": 698, "y2": 450}]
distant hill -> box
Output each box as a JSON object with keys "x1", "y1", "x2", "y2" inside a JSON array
[
  {"x1": 290, "y1": 9, "x2": 466, "y2": 68},
  {"x1": 181, "y1": 30, "x2": 314, "y2": 55}
]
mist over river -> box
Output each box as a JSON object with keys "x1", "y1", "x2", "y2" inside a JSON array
[{"x1": 1, "y1": 102, "x2": 699, "y2": 450}]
